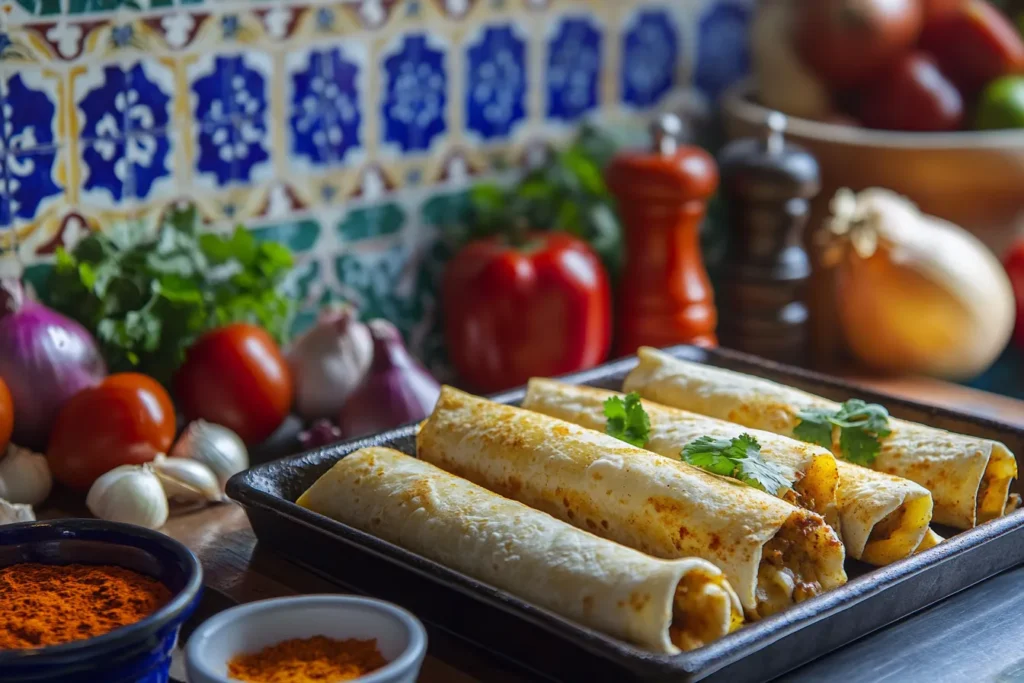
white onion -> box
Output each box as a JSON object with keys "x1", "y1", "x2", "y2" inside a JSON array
[{"x1": 824, "y1": 188, "x2": 1016, "y2": 379}]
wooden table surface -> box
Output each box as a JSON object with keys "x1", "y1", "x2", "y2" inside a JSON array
[{"x1": 152, "y1": 375, "x2": 1024, "y2": 682}]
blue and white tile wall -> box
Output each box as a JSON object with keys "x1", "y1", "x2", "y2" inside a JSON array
[{"x1": 0, "y1": 0, "x2": 753, "y2": 372}]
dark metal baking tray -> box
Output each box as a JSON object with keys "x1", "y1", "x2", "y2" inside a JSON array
[{"x1": 227, "y1": 345, "x2": 1024, "y2": 683}]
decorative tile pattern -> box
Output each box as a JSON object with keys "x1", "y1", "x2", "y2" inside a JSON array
[
  {"x1": 465, "y1": 24, "x2": 526, "y2": 141},
  {"x1": 381, "y1": 33, "x2": 447, "y2": 154},
  {"x1": 546, "y1": 15, "x2": 601, "y2": 122},
  {"x1": 0, "y1": 0, "x2": 755, "y2": 364}
]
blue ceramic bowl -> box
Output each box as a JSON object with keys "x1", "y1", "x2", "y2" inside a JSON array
[{"x1": 0, "y1": 519, "x2": 203, "y2": 683}]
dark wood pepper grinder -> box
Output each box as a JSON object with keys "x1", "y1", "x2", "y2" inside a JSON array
[
  {"x1": 607, "y1": 114, "x2": 719, "y2": 356},
  {"x1": 715, "y1": 112, "x2": 820, "y2": 365}
]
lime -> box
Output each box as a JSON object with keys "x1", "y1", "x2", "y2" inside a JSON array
[{"x1": 974, "y1": 75, "x2": 1024, "y2": 130}]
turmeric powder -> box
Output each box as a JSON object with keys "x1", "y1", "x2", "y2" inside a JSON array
[
  {"x1": 0, "y1": 563, "x2": 171, "y2": 650},
  {"x1": 227, "y1": 635, "x2": 388, "y2": 683}
]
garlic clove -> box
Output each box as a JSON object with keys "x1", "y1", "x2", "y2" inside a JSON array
[
  {"x1": 152, "y1": 454, "x2": 224, "y2": 504},
  {"x1": 86, "y1": 464, "x2": 169, "y2": 530},
  {"x1": 169, "y1": 420, "x2": 249, "y2": 489},
  {"x1": 0, "y1": 497, "x2": 34, "y2": 524},
  {"x1": 0, "y1": 444, "x2": 53, "y2": 506}
]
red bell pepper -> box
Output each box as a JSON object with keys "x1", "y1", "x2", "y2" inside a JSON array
[{"x1": 442, "y1": 232, "x2": 612, "y2": 393}]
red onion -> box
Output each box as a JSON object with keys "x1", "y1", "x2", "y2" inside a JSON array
[
  {"x1": 297, "y1": 419, "x2": 344, "y2": 450},
  {"x1": 0, "y1": 278, "x2": 107, "y2": 449},
  {"x1": 338, "y1": 320, "x2": 440, "y2": 439}
]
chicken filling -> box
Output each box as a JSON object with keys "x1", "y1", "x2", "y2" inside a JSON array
[{"x1": 754, "y1": 524, "x2": 825, "y2": 618}]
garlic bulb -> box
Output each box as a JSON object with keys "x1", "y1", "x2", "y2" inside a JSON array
[
  {"x1": 152, "y1": 454, "x2": 223, "y2": 504},
  {"x1": 0, "y1": 497, "x2": 34, "y2": 524},
  {"x1": 169, "y1": 421, "x2": 248, "y2": 489},
  {"x1": 86, "y1": 465, "x2": 168, "y2": 529},
  {"x1": 286, "y1": 304, "x2": 374, "y2": 420},
  {"x1": 0, "y1": 444, "x2": 52, "y2": 505},
  {"x1": 824, "y1": 188, "x2": 1016, "y2": 379}
]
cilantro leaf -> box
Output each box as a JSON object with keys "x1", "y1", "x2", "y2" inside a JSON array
[
  {"x1": 603, "y1": 393, "x2": 651, "y2": 448},
  {"x1": 793, "y1": 407, "x2": 835, "y2": 449},
  {"x1": 792, "y1": 399, "x2": 892, "y2": 466},
  {"x1": 682, "y1": 433, "x2": 792, "y2": 496}
]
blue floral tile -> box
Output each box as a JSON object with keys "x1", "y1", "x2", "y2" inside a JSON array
[
  {"x1": 1, "y1": 72, "x2": 63, "y2": 230},
  {"x1": 287, "y1": 44, "x2": 364, "y2": 173},
  {"x1": 621, "y1": 8, "x2": 678, "y2": 108},
  {"x1": 75, "y1": 62, "x2": 174, "y2": 206},
  {"x1": 190, "y1": 53, "x2": 273, "y2": 189},
  {"x1": 465, "y1": 24, "x2": 527, "y2": 142},
  {"x1": 381, "y1": 33, "x2": 448, "y2": 155},
  {"x1": 546, "y1": 16, "x2": 602, "y2": 122},
  {"x1": 0, "y1": 150, "x2": 63, "y2": 229},
  {"x1": 695, "y1": 1, "x2": 751, "y2": 101}
]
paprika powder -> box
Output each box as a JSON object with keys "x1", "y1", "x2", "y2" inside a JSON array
[
  {"x1": 0, "y1": 563, "x2": 171, "y2": 649},
  {"x1": 227, "y1": 635, "x2": 388, "y2": 683}
]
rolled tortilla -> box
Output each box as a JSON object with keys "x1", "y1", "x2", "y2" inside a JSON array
[
  {"x1": 624, "y1": 348, "x2": 1017, "y2": 529},
  {"x1": 417, "y1": 387, "x2": 847, "y2": 619},
  {"x1": 915, "y1": 528, "x2": 944, "y2": 553},
  {"x1": 523, "y1": 379, "x2": 932, "y2": 566},
  {"x1": 298, "y1": 447, "x2": 742, "y2": 653}
]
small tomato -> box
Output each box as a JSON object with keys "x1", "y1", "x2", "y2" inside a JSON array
[
  {"x1": 796, "y1": 0, "x2": 923, "y2": 88},
  {"x1": 1005, "y1": 240, "x2": 1024, "y2": 349},
  {"x1": 0, "y1": 377, "x2": 12, "y2": 454},
  {"x1": 174, "y1": 324, "x2": 293, "y2": 445},
  {"x1": 860, "y1": 52, "x2": 965, "y2": 131},
  {"x1": 47, "y1": 373, "x2": 176, "y2": 491},
  {"x1": 920, "y1": 0, "x2": 1024, "y2": 95}
]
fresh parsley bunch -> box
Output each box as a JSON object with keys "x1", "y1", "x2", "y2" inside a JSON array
[
  {"x1": 46, "y1": 206, "x2": 295, "y2": 386},
  {"x1": 603, "y1": 392, "x2": 651, "y2": 448},
  {"x1": 681, "y1": 434, "x2": 792, "y2": 496},
  {"x1": 793, "y1": 399, "x2": 893, "y2": 466}
]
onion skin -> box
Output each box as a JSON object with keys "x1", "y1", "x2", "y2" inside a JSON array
[
  {"x1": 0, "y1": 279, "x2": 106, "y2": 449},
  {"x1": 337, "y1": 320, "x2": 441, "y2": 440},
  {"x1": 831, "y1": 189, "x2": 1015, "y2": 379}
]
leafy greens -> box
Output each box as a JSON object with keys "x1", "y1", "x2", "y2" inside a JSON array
[{"x1": 45, "y1": 205, "x2": 295, "y2": 385}]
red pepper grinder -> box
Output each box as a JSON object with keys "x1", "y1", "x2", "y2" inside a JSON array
[{"x1": 606, "y1": 114, "x2": 719, "y2": 356}]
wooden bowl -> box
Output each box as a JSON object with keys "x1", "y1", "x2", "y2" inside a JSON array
[
  {"x1": 721, "y1": 81, "x2": 1024, "y2": 256},
  {"x1": 721, "y1": 81, "x2": 1024, "y2": 370}
]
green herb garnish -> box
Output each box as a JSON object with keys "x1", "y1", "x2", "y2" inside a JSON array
[
  {"x1": 681, "y1": 434, "x2": 791, "y2": 495},
  {"x1": 603, "y1": 392, "x2": 651, "y2": 448},
  {"x1": 793, "y1": 399, "x2": 892, "y2": 466},
  {"x1": 46, "y1": 205, "x2": 295, "y2": 386}
]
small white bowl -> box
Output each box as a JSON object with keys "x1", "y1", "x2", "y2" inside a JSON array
[{"x1": 185, "y1": 595, "x2": 427, "y2": 683}]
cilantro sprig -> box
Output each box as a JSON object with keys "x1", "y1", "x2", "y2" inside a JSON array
[
  {"x1": 681, "y1": 434, "x2": 791, "y2": 496},
  {"x1": 46, "y1": 205, "x2": 295, "y2": 386},
  {"x1": 793, "y1": 399, "x2": 892, "y2": 466},
  {"x1": 603, "y1": 392, "x2": 651, "y2": 448}
]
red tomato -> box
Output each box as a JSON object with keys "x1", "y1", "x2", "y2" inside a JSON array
[
  {"x1": 1005, "y1": 240, "x2": 1024, "y2": 349},
  {"x1": 922, "y1": 0, "x2": 968, "y2": 19},
  {"x1": 443, "y1": 233, "x2": 612, "y2": 394},
  {"x1": 174, "y1": 324, "x2": 293, "y2": 445},
  {"x1": 920, "y1": 0, "x2": 1024, "y2": 95},
  {"x1": 47, "y1": 373, "x2": 176, "y2": 491},
  {"x1": 860, "y1": 52, "x2": 964, "y2": 131},
  {"x1": 0, "y1": 377, "x2": 12, "y2": 454},
  {"x1": 796, "y1": 0, "x2": 923, "y2": 88}
]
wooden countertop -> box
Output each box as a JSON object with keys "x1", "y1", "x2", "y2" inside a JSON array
[{"x1": 69, "y1": 374, "x2": 1024, "y2": 682}]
